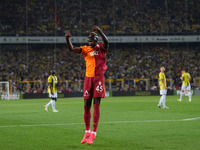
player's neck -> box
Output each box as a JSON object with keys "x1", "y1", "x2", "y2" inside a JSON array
[{"x1": 90, "y1": 44, "x2": 97, "y2": 48}]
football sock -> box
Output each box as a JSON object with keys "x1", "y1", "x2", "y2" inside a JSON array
[
  {"x1": 85, "y1": 130, "x2": 91, "y2": 133},
  {"x1": 91, "y1": 131, "x2": 97, "y2": 136},
  {"x1": 189, "y1": 91, "x2": 192, "y2": 100},
  {"x1": 92, "y1": 104, "x2": 100, "y2": 132},
  {"x1": 46, "y1": 100, "x2": 52, "y2": 108},
  {"x1": 51, "y1": 100, "x2": 55, "y2": 110},
  {"x1": 159, "y1": 96, "x2": 163, "y2": 106},
  {"x1": 180, "y1": 91, "x2": 184, "y2": 100},
  {"x1": 84, "y1": 106, "x2": 91, "y2": 131},
  {"x1": 163, "y1": 95, "x2": 166, "y2": 107}
]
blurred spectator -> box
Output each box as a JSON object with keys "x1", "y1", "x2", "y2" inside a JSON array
[
  {"x1": 0, "y1": 43, "x2": 200, "y2": 92},
  {"x1": 0, "y1": 0, "x2": 200, "y2": 35}
]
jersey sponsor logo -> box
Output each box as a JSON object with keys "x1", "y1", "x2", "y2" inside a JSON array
[
  {"x1": 90, "y1": 51, "x2": 99, "y2": 56},
  {"x1": 84, "y1": 90, "x2": 90, "y2": 97}
]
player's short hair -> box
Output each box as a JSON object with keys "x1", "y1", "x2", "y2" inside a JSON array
[
  {"x1": 160, "y1": 66, "x2": 165, "y2": 70},
  {"x1": 88, "y1": 32, "x2": 98, "y2": 41}
]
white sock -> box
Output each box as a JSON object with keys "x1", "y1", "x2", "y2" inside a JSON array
[
  {"x1": 189, "y1": 91, "x2": 192, "y2": 100},
  {"x1": 51, "y1": 100, "x2": 55, "y2": 111},
  {"x1": 159, "y1": 96, "x2": 163, "y2": 106},
  {"x1": 91, "y1": 131, "x2": 96, "y2": 136},
  {"x1": 46, "y1": 100, "x2": 52, "y2": 108},
  {"x1": 85, "y1": 130, "x2": 90, "y2": 133},
  {"x1": 163, "y1": 95, "x2": 166, "y2": 107},
  {"x1": 180, "y1": 91, "x2": 184, "y2": 100}
]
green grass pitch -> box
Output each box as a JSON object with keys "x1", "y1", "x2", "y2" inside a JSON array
[{"x1": 0, "y1": 95, "x2": 200, "y2": 150}]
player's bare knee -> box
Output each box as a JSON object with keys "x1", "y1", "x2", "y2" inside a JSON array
[
  {"x1": 94, "y1": 97, "x2": 101, "y2": 105},
  {"x1": 84, "y1": 99, "x2": 92, "y2": 106}
]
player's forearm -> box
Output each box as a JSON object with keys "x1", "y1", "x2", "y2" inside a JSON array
[
  {"x1": 66, "y1": 38, "x2": 81, "y2": 53},
  {"x1": 98, "y1": 29, "x2": 108, "y2": 49},
  {"x1": 66, "y1": 38, "x2": 74, "y2": 51}
]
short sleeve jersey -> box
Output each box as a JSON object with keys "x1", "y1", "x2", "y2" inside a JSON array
[
  {"x1": 182, "y1": 72, "x2": 191, "y2": 85},
  {"x1": 48, "y1": 75, "x2": 58, "y2": 93},
  {"x1": 159, "y1": 72, "x2": 167, "y2": 90},
  {"x1": 80, "y1": 43, "x2": 107, "y2": 77}
]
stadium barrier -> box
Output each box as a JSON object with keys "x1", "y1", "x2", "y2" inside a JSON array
[
  {"x1": 23, "y1": 93, "x2": 48, "y2": 99},
  {"x1": 112, "y1": 90, "x2": 174, "y2": 97},
  {"x1": 64, "y1": 92, "x2": 83, "y2": 97}
]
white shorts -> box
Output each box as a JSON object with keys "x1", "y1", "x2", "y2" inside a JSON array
[
  {"x1": 160, "y1": 89, "x2": 167, "y2": 95},
  {"x1": 181, "y1": 84, "x2": 191, "y2": 91},
  {"x1": 49, "y1": 93, "x2": 57, "y2": 98}
]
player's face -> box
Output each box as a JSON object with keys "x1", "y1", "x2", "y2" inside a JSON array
[
  {"x1": 160, "y1": 67, "x2": 165, "y2": 72},
  {"x1": 181, "y1": 71, "x2": 185, "y2": 74},
  {"x1": 88, "y1": 37, "x2": 97, "y2": 47}
]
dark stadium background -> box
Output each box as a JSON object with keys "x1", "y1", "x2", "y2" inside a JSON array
[{"x1": 0, "y1": 0, "x2": 200, "y2": 97}]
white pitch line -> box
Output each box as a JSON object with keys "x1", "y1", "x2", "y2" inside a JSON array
[
  {"x1": 0, "y1": 117, "x2": 199, "y2": 128},
  {"x1": 182, "y1": 117, "x2": 200, "y2": 121}
]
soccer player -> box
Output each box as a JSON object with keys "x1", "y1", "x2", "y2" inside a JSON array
[
  {"x1": 177, "y1": 70, "x2": 192, "y2": 102},
  {"x1": 158, "y1": 66, "x2": 169, "y2": 109},
  {"x1": 65, "y1": 25, "x2": 108, "y2": 145},
  {"x1": 44, "y1": 70, "x2": 59, "y2": 112}
]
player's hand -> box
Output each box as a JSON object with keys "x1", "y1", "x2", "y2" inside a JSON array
[
  {"x1": 92, "y1": 25, "x2": 101, "y2": 32},
  {"x1": 180, "y1": 77, "x2": 183, "y2": 80},
  {"x1": 165, "y1": 87, "x2": 168, "y2": 90},
  {"x1": 65, "y1": 32, "x2": 71, "y2": 39}
]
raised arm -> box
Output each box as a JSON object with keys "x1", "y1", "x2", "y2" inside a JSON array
[
  {"x1": 65, "y1": 32, "x2": 81, "y2": 53},
  {"x1": 92, "y1": 26, "x2": 108, "y2": 49}
]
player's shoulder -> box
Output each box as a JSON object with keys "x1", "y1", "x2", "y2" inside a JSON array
[
  {"x1": 96, "y1": 43, "x2": 108, "y2": 52},
  {"x1": 80, "y1": 45, "x2": 90, "y2": 49},
  {"x1": 80, "y1": 45, "x2": 92, "y2": 54},
  {"x1": 187, "y1": 72, "x2": 191, "y2": 77},
  {"x1": 48, "y1": 75, "x2": 53, "y2": 82},
  {"x1": 183, "y1": 72, "x2": 187, "y2": 76}
]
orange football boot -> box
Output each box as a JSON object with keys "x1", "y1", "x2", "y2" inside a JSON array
[
  {"x1": 87, "y1": 133, "x2": 96, "y2": 145},
  {"x1": 81, "y1": 132, "x2": 91, "y2": 144}
]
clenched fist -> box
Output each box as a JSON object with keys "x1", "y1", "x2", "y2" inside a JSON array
[{"x1": 65, "y1": 32, "x2": 71, "y2": 39}]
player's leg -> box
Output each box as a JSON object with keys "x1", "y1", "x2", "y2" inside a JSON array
[
  {"x1": 52, "y1": 93, "x2": 58, "y2": 112},
  {"x1": 87, "y1": 76, "x2": 105, "y2": 145},
  {"x1": 87, "y1": 97, "x2": 101, "y2": 145},
  {"x1": 187, "y1": 90, "x2": 192, "y2": 102},
  {"x1": 44, "y1": 93, "x2": 53, "y2": 112},
  {"x1": 162, "y1": 90, "x2": 169, "y2": 109},
  {"x1": 81, "y1": 76, "x2": 93, "y2": 144},
  {"x1": 52, "y1": 99, "x2": 59, "y2": 112},
  {"x1": 158, "y1": 90, "x2": 164, "y2": 108},
  {"x1": 162, "y1": 95, "x2": 168, "y2": 109},
  {"x1": 84, "y1": 98, "x2": 92, "y2": 131},
  {"x1": 188, "y1": 84, "x2": 192, "y2": 102},
  {"x1": 178, "y1": 85, "x2": 185, "y2": 102},
  {"x1": 81, "y1": 98, "x2": 92, "y2": 144}
]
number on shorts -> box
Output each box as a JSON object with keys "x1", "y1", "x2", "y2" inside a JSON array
[{"x1": 96, "y1": 85, "x2": 103, "y2": 92}]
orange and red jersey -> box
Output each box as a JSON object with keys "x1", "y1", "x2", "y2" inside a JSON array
[{"x1": 80, "y1": 43, "x2": 107, "y2": 77}]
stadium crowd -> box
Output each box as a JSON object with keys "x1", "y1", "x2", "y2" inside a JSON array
[
  {"x1": 0, "y1": 44, "x2": 200, "y2": 93},
  {"x1": 1, "y1": 0, "x2": 200, "y2": 35}
]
